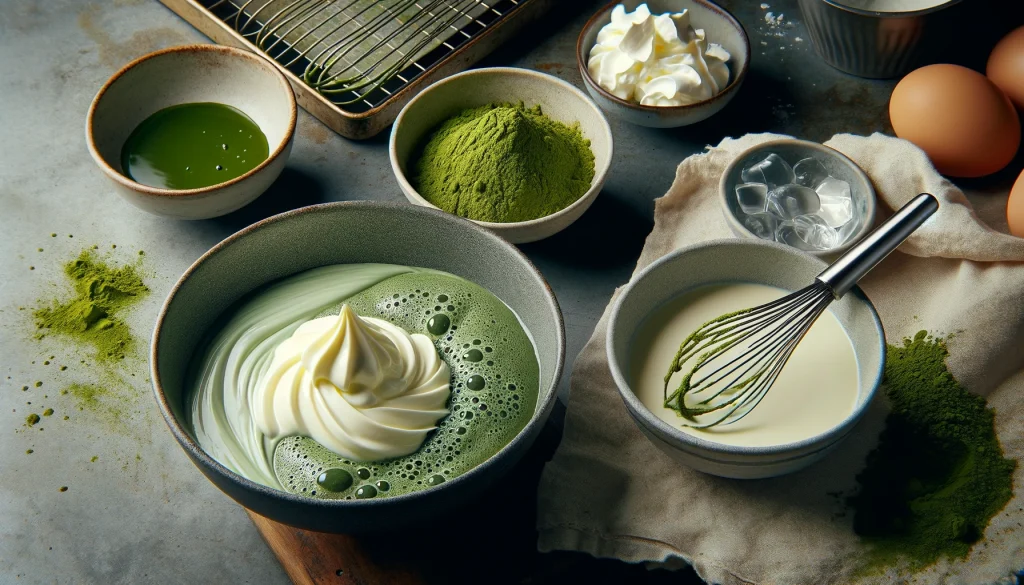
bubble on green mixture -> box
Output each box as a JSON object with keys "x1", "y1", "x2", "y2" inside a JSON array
[{"x1": 275, "y1": 272, "x2": 539, "y2": 500}]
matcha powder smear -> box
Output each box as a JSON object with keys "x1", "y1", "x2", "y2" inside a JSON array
[
  {"x1": 410, "y1": 102, "x2": 596, "y2": 223},
  {"x1": 849, "y1": 331, "x2": 1016, "y2": 572},
  {"x1": 34, "y1": 250, "x2": 149, "y2": 362}
]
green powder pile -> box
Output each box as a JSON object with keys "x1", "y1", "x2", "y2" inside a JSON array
[
  {"x1": 33, "y1": 250, "x2": 149, "y2": 362},
  {"x1": 410, "y1": 102, "x2": 596, "y2": 223},
  {"x1": 849, "y1": 331, "x2": 1016, "y2": 572}
]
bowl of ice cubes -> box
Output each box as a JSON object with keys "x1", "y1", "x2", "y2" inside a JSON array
[{"x1": 719, "y1": 139, "x2": 877, "y2": 257}]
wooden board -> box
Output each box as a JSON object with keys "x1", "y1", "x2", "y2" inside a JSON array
[
  {"x1": 247, "y1": 421, "x2": 707, "y2": 585},
  {"x1": 247, "y1": 512, "x2": 425, "y2": 585}
]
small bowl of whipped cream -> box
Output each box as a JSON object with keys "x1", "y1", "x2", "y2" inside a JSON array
[{"x1": 576, "y1": 0, "x2": 750, "y2": 128}]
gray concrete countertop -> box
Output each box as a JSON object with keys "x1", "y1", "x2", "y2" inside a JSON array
[{"x1": 1, "y1": 1, "x2": 1019, "y2": 583}]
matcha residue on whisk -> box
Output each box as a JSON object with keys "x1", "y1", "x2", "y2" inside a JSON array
[
  {"x1": 849, "y1": 331, "x2": 1015, "y2": 573},
  {"x1": 662, "y1": 308, "x2": 752, "y2": 419}
]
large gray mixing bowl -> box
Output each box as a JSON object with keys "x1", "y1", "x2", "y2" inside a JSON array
[{"x1": 150, "y1": 202, "x2": 564, "y2": 533}]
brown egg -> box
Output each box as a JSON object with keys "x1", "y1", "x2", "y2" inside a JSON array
[
  {"x1": 1007, "y1": 168, "x2": 1024, "y2": 238},
  {"x1": 987, "y1": 26, "x2": 1024, "y2": 111},
  {"x1": 890, "y1": 64, "x2": 1020, "y2": 178}
]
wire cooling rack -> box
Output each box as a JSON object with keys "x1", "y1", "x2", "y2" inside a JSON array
[{"x1": 160, "y1": 0, "x2": 551, "y2": 138}]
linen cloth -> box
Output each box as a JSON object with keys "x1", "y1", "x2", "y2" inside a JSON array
[{"x1": 536, "y1": 133, "x2": 1024, "y2": 585}]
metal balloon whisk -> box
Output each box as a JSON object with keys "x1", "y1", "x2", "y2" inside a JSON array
[{"x1": 665, "y1": 193, "x2": 939, "y2": 428}]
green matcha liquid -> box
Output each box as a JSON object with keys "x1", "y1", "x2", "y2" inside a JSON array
[
  {"x1": 120, "y1": 102, "x2": 269, "y2": 190},
  {"x1": 188, "y1": 265, "x2": 540, "y2": 501}
]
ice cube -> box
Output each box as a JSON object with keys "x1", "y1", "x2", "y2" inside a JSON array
[
  {"x1": 793, "y1": 158, "x2": 829, "y2": 189},
  {"x1": 774, "y1": 222, "x2": 813, "y2": 250},
  {"x1": 742, "y1": 212, "x2": 778, "y2": 240},
  {"x1": 814, "y1": 177, "x2": 854, "y2": 228},
  {"x1": 795, "y1": 215, "x2": 838, "y2": 249},
  {"x1": 775, "y1": 215, "x2": 837, "y2": 250},
  {"x1": 735, "y1": 183, "x2": 768, "y2": 214},
  {"x1": 766, "y1": 184, "x2": 820, "y2": 220},
  {"x1": 835, "y1": 216, "x2": 861, "y2": 245},
  {"x1": 741, "y1": 153, "x2": 795, "y2": 187}
]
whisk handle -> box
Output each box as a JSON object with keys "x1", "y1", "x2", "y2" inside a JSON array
[{"x1": 817, "y1": 193, "x2": 939, "y2": 298}]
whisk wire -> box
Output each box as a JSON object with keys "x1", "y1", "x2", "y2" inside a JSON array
[
  {"x1": 658, "y1": 194, "x2": 940, "y2": 430},
  {"x1": 664, "y1": 280, "x2": 834, "y2": 427}
]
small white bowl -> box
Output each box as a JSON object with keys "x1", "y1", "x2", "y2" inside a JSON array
[
  {"x1": 720, "y1": 139, "x2": 878, "y2": 258},
  {"x1": 389, "y1": 67, "x2": 613, "y2": 244},
  {"x1": 577, "y1": 0, "x2": 750, "y2": 128},
  {"x1": 86, "y1": 44, "x2": 297, "y2": 220},
  {"x1": 607, "y1": 239, "x2": 885, "y2": 479}
]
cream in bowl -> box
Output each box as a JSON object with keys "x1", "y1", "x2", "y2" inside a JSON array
[
  {"x1": 576, "y1": 0, "x2": 750, "y2": 127},
  {"x1": 631, "y1": 282, "x2": 859, "y2": 448},
  {"x1": 587, "y1": 3, "x2": 732, "y2": 107},
  {"x1": 87, "y1": 44, "x2": 296, "y2": 220},
  {"x1": 152, "y1": 202, "x2": 564, "y2": 532},
  {"x1": 190, "y1": 263, "x2": 540, "y2": 499},
  {"x1": 607, "y1": 239, "x2": 884, "y2": 479}
]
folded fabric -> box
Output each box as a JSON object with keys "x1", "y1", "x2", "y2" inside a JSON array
[{"x1": 536, "y1": 132, "x2": 1024, "y2": 585}]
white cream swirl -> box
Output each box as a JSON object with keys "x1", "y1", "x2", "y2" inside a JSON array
[
  {"x1": 588, "y1": 4, "x2": 731, "y2": 106},
  {"x1": 251, "y1": 305, "x2": 450, "y2": 462}
]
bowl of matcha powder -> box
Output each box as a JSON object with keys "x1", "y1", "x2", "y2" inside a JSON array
[{"x1": 390, "y1": 67, "x2": 613, "y2": 244}]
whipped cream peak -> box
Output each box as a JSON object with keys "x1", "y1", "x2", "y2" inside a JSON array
[
  {"x1": 588, "y1": 4, "x2": 731, "y2": 107},
  {"x1": 253, "y1": 305, "x2": 451, "y2": 462},
  {"x1": 306, "y1": 305, "x2": 404, "y2": 404}
]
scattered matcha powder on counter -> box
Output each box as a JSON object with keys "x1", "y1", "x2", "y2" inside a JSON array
[
  {"x1": 411, "y1": 102, "x2": 596, "y2": 223},
  {"x1": 33, "y1": 250, "x2": 149, "y2": 362},
  {"x1": 849, "y1": 331, "x2": 1016, "y2": 573},
  {"x1": 24, "y1": 248, "x2": 152, "y2": 439},
  {"x1": 58, "y1": 486, "x2": 68, "y2": 492},
  {"x1": 25, "y1": 414, "x2": 40, "y2": 427},
  {"x1": 65, "y1": 384, "x2": 106, "y2": 409},
  {"x1": 42, "y1": 408, "x2": 53, "y2": 417}
]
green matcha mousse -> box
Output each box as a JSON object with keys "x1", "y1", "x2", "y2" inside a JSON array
[{"x1": 188, "y1": 264, "x2": 539, "y2": 501}]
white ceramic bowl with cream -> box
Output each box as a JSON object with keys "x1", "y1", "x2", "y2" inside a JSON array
[
  {"x1": 389, "y1": 67, "x2": 613, "y2": 244},
  {"x1": 607, "y1": 239, "x2": 885, "y2": 479},
  {"x1": 86, "y1": 44, "x2": 296, "y2": 220},
  {"x1": 576, "y1": 0, "x2": 751, "y2": 128}
]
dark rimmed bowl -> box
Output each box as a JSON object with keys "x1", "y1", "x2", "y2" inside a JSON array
[
  {"x1": 150, "y1": 202, "x2": 564, "y2": 532},
  {"x1": 607, "y1": 239, "x2": 885, "y2": 479},
  {"x1": 576, "y1": 0, "x2": 750, "y2": 128}
]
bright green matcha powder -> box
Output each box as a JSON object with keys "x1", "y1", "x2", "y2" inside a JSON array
[
  {"x1": 34, "y1": 250, "x2": 149, "y2": 362},
  {"x1": 410, "y1": 102, "x2": 596, "y2": 223},
  {"x1": 849, "y1": 331, "x2": 1016, "y2": 573}
]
